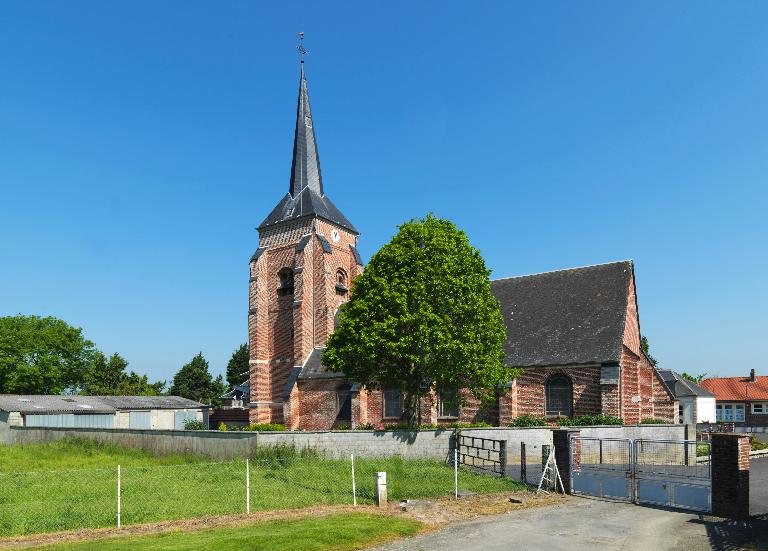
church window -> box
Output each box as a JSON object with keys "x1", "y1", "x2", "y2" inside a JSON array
[
  {"x1": 383, "y1": 389, "x2": 404, "y2": 419},
  {"x1": 335, "y1": 269, "x2": 348, "y2": 294},
  {"x1": 277, "y1": 268, "x2": 294, "y2": 296},
  {"x1": 545, "y1": 374, "x2": 573, "y2": 417},
  {"x1": 438, "y1": 387, "x2": 459, "y2": 419}
]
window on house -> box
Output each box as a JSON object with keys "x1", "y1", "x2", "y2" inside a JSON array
[
  {"x1": 545, "y1": 374, "x2": 573, "y2": 417},
  {"x1": 678, "y1": 404, "x2": 684, "y2": 424},
  {"x1": 383, "y1": 389, "x2": 403, "y2": 419},
  {"x1": 717, "y1": 403, "x2": 745, "y2": 422},
  {"x1": 438, "y1": 388, "x2": 459, "y2": 419},
  {"x1": 336, "y1": 390, "x2": 351, "y2": 421},
  {"x1": 752, "y1": 403, "x2": 768, "y2": 415},
  {"x1": 277, "y1": 268, "x2": 294, "y2": 296}
]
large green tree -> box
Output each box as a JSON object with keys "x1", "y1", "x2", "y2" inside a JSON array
[
  {"x1": 0, "y1": 315, "x2": 96, "y2": 394},
  {"x1": 82, "y1": 352, "x2": 165, "y2": 396},
  {"x1": 323, "y1": 214, "x2": 516, "y2": 426},
  {"x1": 225, "y1": 343, "x2": 249, "y2": 387},
  {"x1": 169, "y1": 352, "x2": 226, "y2": 405}
]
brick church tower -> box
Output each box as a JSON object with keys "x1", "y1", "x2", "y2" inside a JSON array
[{"x1": 247, "y1": 57, "x2": 362, "y2": 425}]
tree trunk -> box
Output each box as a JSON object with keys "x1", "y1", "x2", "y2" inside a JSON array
[{"x1": 405, "y1": 389, "x2": 420, "y2": 428}]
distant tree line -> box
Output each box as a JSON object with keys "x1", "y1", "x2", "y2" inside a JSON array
[{"x1": 0, "y1": 315, "x2": 237, "y2": 405}]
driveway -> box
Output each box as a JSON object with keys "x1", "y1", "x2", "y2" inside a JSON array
[{"x1": 373, "y1": 498, "x2": 768, "y2": 551}]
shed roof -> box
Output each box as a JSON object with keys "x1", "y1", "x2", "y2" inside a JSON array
[
  {"x1": 0, "y1": 395, "x2": 115, "y2": 414},
  {"x1": 0, "y1": 395, "x2": 204, "y2": 414},
  {"x1": 297, "y1": 347, "x2": 344, "y2": 380},
  {"x1": 92, "y1": 396, "x2": 205, "y2": 410},
  {"x1": 490, "y1": 261, "x2": 634, "y2": 367}
]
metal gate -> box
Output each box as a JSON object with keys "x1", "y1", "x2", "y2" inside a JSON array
[{"x1": 570, "y1": 436, "x2": 711, "y2": 513}]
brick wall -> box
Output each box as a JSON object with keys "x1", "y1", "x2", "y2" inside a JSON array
[
  {"x1": 711, "y1": 433, "x2": 750, "y2": 518},
  {"x1": 512, "y1": 367, "x2": 603, "y2": 418},
  {"x1": 248, "y1": 216, "x2": 358, "y2": 427}
]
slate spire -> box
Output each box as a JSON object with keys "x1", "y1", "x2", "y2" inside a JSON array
[
  {"x1": 257, "y1": 49, "x2": 357, "y2": 234},
  {"x1": 289, "y1": 61, "x2": 323, "y2": 197}
]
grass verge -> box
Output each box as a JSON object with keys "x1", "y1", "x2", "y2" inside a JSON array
[{"x1": 24, "y1": 512, "x2": 423, "y2": 551}]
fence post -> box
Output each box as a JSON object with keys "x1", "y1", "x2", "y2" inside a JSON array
[
  {"x1": 520, "y1": 442, "x2": 527, "y2": 484},
  {"x1": 499, "y1": 440, "x2": 507, "y2": 477},
  {"x1": 246, "y1": 458, "x2": 250, "y2": 514},
  {"x1": 711, "y1": 433, "x2": 750, "y2": 518},
  {"x1": 350, "y1": 453, "x2": 357, "y2": 507},
  {"x1": 454, "y1": 447, "x2": 458, "y2": 499},
  {"x1": 552, "y1": 429, "x2": 580, "y2": 494},
  {"x1": 117, "y1": 464, "x2": 121, "y2": 529}
]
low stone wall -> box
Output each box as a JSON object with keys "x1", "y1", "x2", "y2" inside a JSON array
[
  {"x1": 6, "y1": 426, "x2": 454, "y2": 460},
  {"x1": 4, "y1": 424, "x2": 688, "y2": 462}
]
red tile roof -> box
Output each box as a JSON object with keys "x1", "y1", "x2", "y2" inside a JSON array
[{"x1": 699, "y1": 376, "x2": 768, "y2": 401}]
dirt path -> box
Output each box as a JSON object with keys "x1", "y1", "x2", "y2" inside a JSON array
[{"x1": 0, "y1": 490, "x2": 560, "y2": 549}]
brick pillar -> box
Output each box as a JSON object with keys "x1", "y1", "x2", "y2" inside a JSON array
[
  {"x1": 553, "y1": 429, "x2": 580, "y2": 493},
  {"x1": 711, "y1": 433, "x2": 750, "y2": 518}
]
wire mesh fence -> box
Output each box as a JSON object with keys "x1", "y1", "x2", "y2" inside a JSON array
[{"x1": 0, "y1": 453, "x2": 526, "y2": 537}]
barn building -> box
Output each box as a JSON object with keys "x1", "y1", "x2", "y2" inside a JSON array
[
  {"x1": 246, "y1": 58, "x2": 677, "y2": 430},
  {"x1": 0, "y1": 395, "x2": 207, "y2": 431}
]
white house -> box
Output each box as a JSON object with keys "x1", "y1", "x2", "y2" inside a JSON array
[{"x1": 658, "y1": 370, "x2": 716, "y2": 424}]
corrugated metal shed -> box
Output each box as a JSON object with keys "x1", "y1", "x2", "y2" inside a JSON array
[{"x1": 0, "y1": 395, "x2": 115, "y2": 414}]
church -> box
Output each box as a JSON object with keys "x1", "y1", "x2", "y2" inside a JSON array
[{"x1": 245, "y1": 58, "x2": 677, "y2": 430}]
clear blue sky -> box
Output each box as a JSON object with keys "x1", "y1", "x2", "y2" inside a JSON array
[{"x1": 1, "y1": 2, "x2": 766, "y2": 383}]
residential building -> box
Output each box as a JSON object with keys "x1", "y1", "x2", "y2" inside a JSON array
[
  {"x1": 657, "y1": 370, "x2": 716, "y2": 424},
  {"x1": 700, "y1": 370, "x2": 768, "y2": 426}
]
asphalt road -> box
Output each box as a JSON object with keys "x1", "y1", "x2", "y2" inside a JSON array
[
  {"x1": 752, "y1": 456, "x2": 768, "y2": 514},
  {"x1": 373, "y1": 498, "x2": 768, "y2": 551}
]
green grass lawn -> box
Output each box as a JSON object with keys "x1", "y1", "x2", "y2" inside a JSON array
[
  {"x1": 27, "y1": 512, "x2": 424, "y2": 551},
  {"x1": 0, "y1": 438, "x2": 522, "y2": 537}
]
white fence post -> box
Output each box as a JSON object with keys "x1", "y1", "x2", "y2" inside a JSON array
[
  {"x1": 246, "y1": 458, "x2": 250, "y2": 514},
  {"x1": 454, "y1": 447, "x2": 458, "y2": 500},
  {"x1": 117, "y1": 464, "x2": 121, "y2": 528},
  {"x1": 350, "y1": 453, "x2": 357, "y2": 507}
]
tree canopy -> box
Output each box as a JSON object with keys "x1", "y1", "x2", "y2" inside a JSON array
[
  {"x1": 681, "y1": 372, "x2": 708, "y2": 384},
  {"x1": 226, "y1": 343, "x2": 249, "y2": 388},
  {"x1": 81, "y1": 352, "x2": 165, "y2": 396},
  {"x1": 323, "y1": 214, "x2": 515, "y2": 425},
  {"x1": 169, "y1": 352, "x2": 226, "y2": 405},
  {"x1": 640, "y1": 335, "x2": 658, "y2": 366},
  {"x1": 0, "y1": 315, "x2": 97, "y2": 394}
]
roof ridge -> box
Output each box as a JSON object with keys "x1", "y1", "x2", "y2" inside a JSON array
[{"x1": 491, "y1": 259, "x2": 633, "y2": 283}]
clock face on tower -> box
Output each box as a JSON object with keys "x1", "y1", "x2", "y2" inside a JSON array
[{"x1": 330, "y1": 229, "x2": 340, "y2": 243}]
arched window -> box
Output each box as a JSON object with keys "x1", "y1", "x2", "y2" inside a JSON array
[
  {"x1": 277, "y1": 268, "x2": 294, "y2": 296},
  {"x1": 545, "y1": 374, "x2": 573, "y2": 418},
  {"x1": 335, "y1": 269, "x2": 348, "y2": 295}
]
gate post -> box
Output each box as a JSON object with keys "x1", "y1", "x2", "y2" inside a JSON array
[
  {"x1": 711, "y1": 433, "x2": 750, "y2": 519},
  {"x1": 553, "y1": 429, "x2": 580, "y2": 494}
]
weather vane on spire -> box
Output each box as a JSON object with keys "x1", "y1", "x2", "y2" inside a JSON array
[{"x1": 297, "y1": 32, "x2": 306, "y2": 63}]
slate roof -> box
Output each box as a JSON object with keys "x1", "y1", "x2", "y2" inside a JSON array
[
  {"x1": 700, "y1": 375, "x2": 768, "y2": 401},
  {"x1": 490, "y1": 261, "x2": 634, "y2": 368},
  {"x1": 0, "y1": 395, "x2": 204, "y2": 414},
  {"x1": 657, "y1": 370, "x2": 715, "y2": 398},
  {"x1": 258, "y1": 61, "x2": 358, "y2": 234},
  {"x1": 297, "y1": 347, "x2": 344, "y2": 380}
]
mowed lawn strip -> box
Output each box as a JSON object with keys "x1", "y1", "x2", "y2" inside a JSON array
[
  {"x1": 25, "y1": 512, "x2": 424, "y2": 551},
  {"x1": 0, "y1": 438, "x2": 524, "y2": 536}
]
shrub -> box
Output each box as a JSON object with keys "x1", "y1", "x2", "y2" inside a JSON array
[
  {"x1": 331, "y1": 422, "x2": 352, "y2": 431},
  {"x1": 640, "y1": 417, "x2": 667, "y2": 424},
  {"x1": 218, "y1": 422, "x2": 228, "y2": 431},
  {"x1": 447, "y1": 422, "x2": 492, "y2": 429},
  {"x1": 356, "y1": 423, "x2": 375, "y2": 430},
  {"x1": 558, "y1": 415, "x2": 623, "y2": 426},
  {"x1": 183, "y1": 419, "x2": 207, "y2": 430},
  {"x1": 752, "y1": 439, "x2": 768, "y2": 452},
  {"x1": 242, "y1": 423, "x2": 286, "y2": 432},
  {"x1": 509, "y1": 415, "x2": 548, "y2": 427}
]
